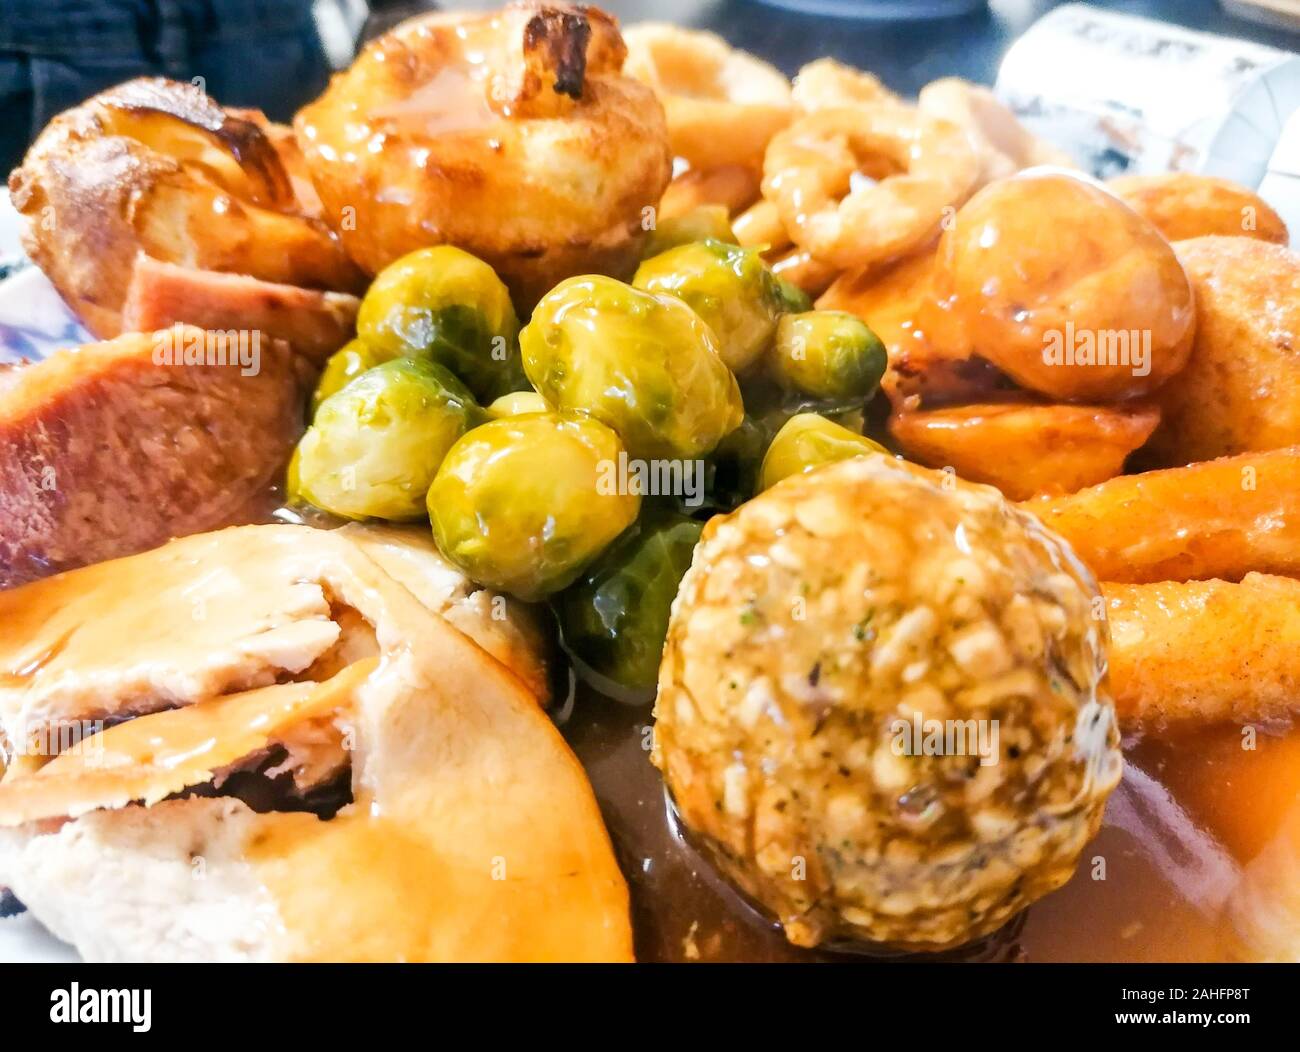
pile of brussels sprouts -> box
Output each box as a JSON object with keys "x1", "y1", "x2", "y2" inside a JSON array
[{"x1": 289, "y1": 211, "x2": 889, "y2": 701}]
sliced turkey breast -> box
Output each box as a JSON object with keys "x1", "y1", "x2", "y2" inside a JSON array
[{"x1": 0, "y1": 524, "x2": 623, "y2": 962}]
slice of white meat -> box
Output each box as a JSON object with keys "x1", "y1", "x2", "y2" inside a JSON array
[
  {"x1": 0, "y1": 798, "x2": 278, "y2": 963},
  {"x1": 337, "y1": 523, "x2": 550, "y2": 704},
  {"x1": 0, "y1": 526, "x2": 346, "y2": 754},
  {"x1": 0, "y1": 523, "x2": 628, "y2": 962}
]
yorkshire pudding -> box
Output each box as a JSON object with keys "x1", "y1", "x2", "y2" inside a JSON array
[
  {"x1": 294, "y1": 3, "x2": 673, "y2": 308},
  {"x1": 8, "y1": 78, "x2": 363, "y2": 339}
]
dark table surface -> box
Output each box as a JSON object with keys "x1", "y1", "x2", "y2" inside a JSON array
[{"x1": 436, "y1": 0, "x2": 1299, "y2": 93}]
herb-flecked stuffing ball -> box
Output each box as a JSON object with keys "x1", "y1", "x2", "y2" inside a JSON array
[{"x1": 652, "y1": 456, "x2": 1123, "y2": 951}]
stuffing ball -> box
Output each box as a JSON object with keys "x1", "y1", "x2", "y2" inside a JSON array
[{"x1": 652, "y1": 456, "x2": 1122, "y2": 952}]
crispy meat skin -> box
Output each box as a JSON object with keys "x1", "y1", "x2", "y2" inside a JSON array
[{"x1": 0, "y1": 328, "x2": 306, "y2": 588}]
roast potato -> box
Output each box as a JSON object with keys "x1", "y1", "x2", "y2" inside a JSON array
[
  {"x1": 1104, "y1": 574, "x2": 1300, "y2": 728},
  {"x1": 1145, "y1": 237, "x2": 1300, "y2": 465},
  {"x1": 8, "y1": 78, "x2": 363, "y2": 339},
  {"x1": 1024, "y1": 446, "x2": 1300, "y2": 583},
  {"x1": 931, "y1": 170, "x2": 1196, "y2": 402},
  {"x1": 890, "y1": 401, "x2": 1159, "y2": 500},
  {"x1": 1107, "y1": 173, "x2": 1288, "y2": 245},
  {"x1": 816, "y1": 248, "x2": 1019, "y2": 409}
]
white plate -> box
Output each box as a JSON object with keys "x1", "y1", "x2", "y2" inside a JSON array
[{"x1": 0, "y1": 910, "x2": 78, "y2": 963}]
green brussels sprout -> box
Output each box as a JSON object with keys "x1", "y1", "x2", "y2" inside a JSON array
[
  {"x1": 521, "y1": 275, "x2": 743, "y2": 460},
  {"x1": 356, "y1": 245, "x2": 524, "y2": 402},
  {"x1": 759, "y1": 412, "x2": 889, "y2": 491},
  {"x1": 773, "y1": 278, "x2": 813, "y2": 314},
  {"x1": 698, "y1": 412, "x2": 775, "y2": 512},
  {"x1": 642, "y1": 205, "x2": 737, "y2": 260},
  {"x1": 557, "y1": 510, "x2": 703, "y2": 701},
  {"x1": 769, "y1": 310, "x2": 887, "y2": 402},
  {"x1": 294, "y1": 358, "x2": 484, "y2": 522},
  {"x1": 285, "y1": 444, "x2": 304, "y2": 504},
  {"x1": 311, "y1": 339, "x2": 393, "y2": 416},
  {"x1": 678, "y1": 375, "x2": 876, "y2": 512},
  {"x1": 428, "y1": 412, "x2": 640, "y2": 601},
  {"x1": 632, "y1": 239, "x2": 781, "y2": 372},
  {"x1": 486, "y1": 390, "x2": 548, "y2": 418}
]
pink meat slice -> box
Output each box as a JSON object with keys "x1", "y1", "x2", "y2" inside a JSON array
[
  {"x1": 0, "y1": 328, "x2": 308, "y2": 589},
  {"x1": 122, "y1": 256, "x2": 359, "y2": 366}
]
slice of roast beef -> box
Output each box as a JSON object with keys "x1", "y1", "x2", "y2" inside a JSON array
[
  {"x1": 121, "y1": 256, "x2": 359, "y2": 366},
  {"x1": 0, "y1": 327, "x2": 306, "y2": 589}
]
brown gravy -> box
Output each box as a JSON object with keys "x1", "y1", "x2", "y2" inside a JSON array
[
  {"x1": 269, "y1": 494, "x2": 1300, "y2": 962},
  {"x1": 563, "y1": 693, "x2": 1300, "y2": 962}
]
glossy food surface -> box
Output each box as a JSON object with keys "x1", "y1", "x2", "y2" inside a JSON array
[
  {"x1": 293, "y1": 6, "x2": 672, "y2": 307},
  {"x1": 931, "y1": 170, "x2": 1195, "y2": 402},
  {"x1": 521, "y1": 275, "x2": 743, "y2": 459},
  {"x1": 428, "y1": 412, "x2": 640, "y2": 601},
  {"x1": 655, "y1": 456, "x2": 1121, "y2": 950}
]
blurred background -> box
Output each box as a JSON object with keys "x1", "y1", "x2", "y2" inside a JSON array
[{"x1": 2, "y1": 0, "x2": 1298, "y2": 174}]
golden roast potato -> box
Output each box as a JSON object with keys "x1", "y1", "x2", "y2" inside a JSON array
[
  {"x1": 1146, "y1": 236, "x2": 1300, "y2": 465},
  {"x1": 890, "y1": 401, "x2": 1160, "y2": 500},
  {"x1": 930, "y1": 170, "x2": 1196, "y2": 402},
  {"x1": 1107, "y1": 172, "x2": 1288, "y2": 245}
]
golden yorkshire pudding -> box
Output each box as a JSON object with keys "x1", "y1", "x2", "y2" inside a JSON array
[
  {"x1": 930, "y1": 169, "x2": 1196, "y2": 402},
  {"x1": 623, "y1": 23, "x2": 792, "y2": 173},
  {"x1": 1107, "y1": 172, "x2": 1289, "y2": 245},
  {"x1": 8, "y1": 78, "x2": 364, "y2": 339},
  {"x1": 294, "y1": 3, "x2": 673, "y2": 309}
]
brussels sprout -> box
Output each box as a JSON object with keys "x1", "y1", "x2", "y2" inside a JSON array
[
  {"x1": 679, "y1": 375, "x2": 877, "y2": 511},
  {"x1": 642, "y1": 205, "x2": 737, "y2": 260},
  {"x1": 311, "y1": 339, "x2": 393, "y2": 416},
  {"x1": 759, "y1": 412, "x2": 889, "y2": 491},
  {"x1": 632, "y1": 239, "x2": 782, "y2": 372},
  {"x1": 285, "y1": 444, "x2": 304, "y2": 505},
  {"x1": 699, "y1": 412, "x2": 775, "y2": 512},
  {"x1": 557, "y1": 510, "x2": 703, "y2": 700},
  {"x1": 356, "y1": 245, "x2": 524, "y2": 402},
  {"x1": 773, "y1": 278, "x2": 813, "y2": 314},
  {"x1": 428, "y1": 413, "x2": 640, "y2": 601},
  {"x1": 294, "y1": 358, "x2": 484, "y2": 522},
  {"x1": 770, "y1": 311, "x2": 887, "y2": 402},
  {"x1": 521, "y1": 275, "x2": 743, "y2": 460},
  {"x1": 486, "y1": 390, "x2": 549, "y2": 418}
]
